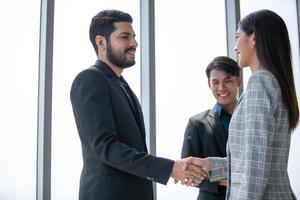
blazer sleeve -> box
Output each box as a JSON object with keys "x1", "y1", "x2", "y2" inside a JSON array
[
  {"x1": 234, "y1": 72, "x2": 279, "y2": 199},
  {"x1": 70, "y1": 70, "x2": 174, "y2": 184},
  {"x1": 208, "y1": 157, "x2": 228, "y2": 181}
]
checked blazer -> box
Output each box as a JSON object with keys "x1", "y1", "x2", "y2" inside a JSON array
[{"x1": 209, "y1": 67, "x2": 296, "y2": 200}]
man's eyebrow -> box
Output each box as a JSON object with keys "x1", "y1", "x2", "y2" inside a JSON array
[
  {"x1": 224, "y1": 76, "x2": 233, "y2": 80},
  {"x1": 119, "y1": 32, "x2": 136, "y2": 36},
  {"x1": 211, "y1": 76, "x2": 232, "y2": 81}
]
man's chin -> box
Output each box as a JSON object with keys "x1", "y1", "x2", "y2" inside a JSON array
[
  {"x1": 120, "y1": 61, "x2": 135, "y2": 69},
  {"x1": 218, "y1": 100, "x2": 230, "y2": 106}
]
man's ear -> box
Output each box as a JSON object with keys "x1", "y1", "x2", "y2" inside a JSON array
[
  {"x1": 208, "y1": 79, "x2": 212, "y2": 89},
  {"x1": 95, "y1": 35, "x2": 106, "y2": 51}
]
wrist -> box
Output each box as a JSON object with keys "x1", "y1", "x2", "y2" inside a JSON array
[{"x1": 203, "y1": 158, "x2": 211, "y2": 172}]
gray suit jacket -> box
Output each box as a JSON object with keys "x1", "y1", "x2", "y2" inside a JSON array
[{"x1": 209, "y1": 67, "x2": 296, "y2": 200}]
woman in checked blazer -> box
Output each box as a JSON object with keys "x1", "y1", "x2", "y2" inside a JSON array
[{"x1": 188, "y1": 9, "x2": 299, "y2": 199}]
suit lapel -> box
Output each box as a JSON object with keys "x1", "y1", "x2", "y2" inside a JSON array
[
  {"x1": 127, "y1": 90, "x2": 146, "y2": 138},
  {"x1": 92, "y1": 60, "x2": 146, "y2": 140},
  {"x1": 207, "y1": 109, "x2": 227, "y2": 156},
  {"x1": 116, "y1": 80, "x2": 146, "y2": 139}
]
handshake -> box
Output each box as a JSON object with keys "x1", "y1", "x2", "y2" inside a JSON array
[{"x1": 170, "y1": 157, "x2": 211, "y2": 187}]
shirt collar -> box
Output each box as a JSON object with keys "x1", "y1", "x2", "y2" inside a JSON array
[
  {"x1": 95, "y1": 59, "x2": 125, "y2": 82},
  {"x1": 214, "y1": 102, "x2": 226, "y2": 117}
]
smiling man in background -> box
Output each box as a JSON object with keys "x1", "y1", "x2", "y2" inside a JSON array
[{"x1": 181, "y1": 56, "x2": 241, "y2": 200}]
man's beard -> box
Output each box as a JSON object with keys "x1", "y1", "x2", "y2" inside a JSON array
[{"x1": 106, "y1": 42, "x2": 135, "y2": 69}]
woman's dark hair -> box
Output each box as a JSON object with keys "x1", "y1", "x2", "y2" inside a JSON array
[
  {"x1": 89, "y1": 10, "x2": 133, "y2": 54},
  {"x1": 239, "y1": 9, "x2": 299, "y2": 129},
  {"x1": 206, "y1": 56, "x2": 240, "y2": 79}
]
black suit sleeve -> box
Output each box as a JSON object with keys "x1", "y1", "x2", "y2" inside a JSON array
[{"x1": 70, "y1": 70, "x2": 174, "y2": 184}]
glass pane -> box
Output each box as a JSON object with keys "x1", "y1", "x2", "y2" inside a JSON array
[
  {"x1": 51, "y1": 1, "x2": 140, "y2": 199},
  {"x1": 155, "y1": 0, "x2": 227, "y2": 199},
  {"x1": 0, "y1": 0, "x2": 40, "y2": 199},
  {"x1": 239, "y1": 1, "x2": 300, "y2": 198}
]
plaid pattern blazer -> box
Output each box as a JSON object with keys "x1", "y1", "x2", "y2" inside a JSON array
[{"x1": 209, "y1": 67, "x2": 296, "y2": 200}]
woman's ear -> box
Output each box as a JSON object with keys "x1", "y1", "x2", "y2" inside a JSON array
[{"x1": 250, "y1": 33, "x2": 256, "y2": 48}]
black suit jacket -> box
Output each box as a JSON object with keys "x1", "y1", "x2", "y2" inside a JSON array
[
  {"x1": 181, "y1": 108, "x2": 227, "y2": 199},
  {"x1": 70, "y1": 60, "x2": 174, "y2": 200}
]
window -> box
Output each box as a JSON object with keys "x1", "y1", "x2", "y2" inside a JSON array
[
  {"x1": 0, "y1": 0, "x2": 40, "y2": 199},
  {"x1": 155, "y1": 0, "x2": 227, "y2": 199}
]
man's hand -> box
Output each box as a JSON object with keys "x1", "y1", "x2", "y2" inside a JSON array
[
  {"x1": 181, "y1": 157, "x2": 211, "y2": 186},
  {"x1": 171, "y1": 157, "x2": 210, "y2": 186},
  {"x1": 186, "y1": 157, "x2": 211, "y2": 172}
]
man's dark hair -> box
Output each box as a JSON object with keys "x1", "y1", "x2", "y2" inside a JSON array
[
  {"x1": 205, "y1": 56, "x2": 240, "y2": 79},
  {"x1": 89, "y1": 10, "x2": 133, "y2": 54}
]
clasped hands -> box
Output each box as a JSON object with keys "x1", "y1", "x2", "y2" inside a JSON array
[{"x1": 171, "y1": 157, "x2": 210, "y2": 187}]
